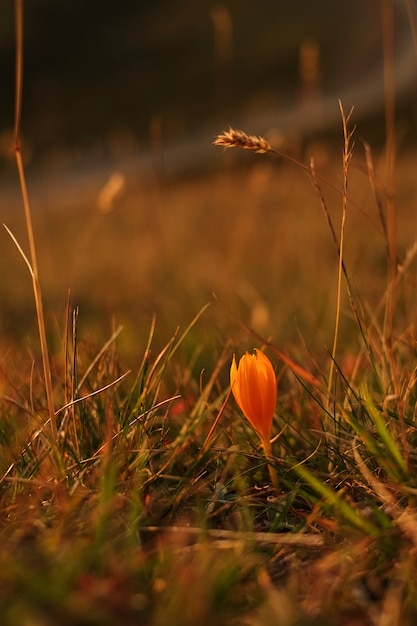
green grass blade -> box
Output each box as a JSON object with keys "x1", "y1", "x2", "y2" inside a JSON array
[
  {"x1": 293, "y1": 463, "x2": 384, "y2": 537},
  {"x1": 361, "y1": 386, "x2": 408, "y2": 477}
]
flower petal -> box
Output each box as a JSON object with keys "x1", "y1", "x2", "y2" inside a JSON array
[{"x1": 230, "y1": 350, "x2": 277, "y2": 441}]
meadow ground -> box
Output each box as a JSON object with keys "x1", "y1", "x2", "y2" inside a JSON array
[{"x1": 1, "y1": 125, "x2": 417, "y2": 624}]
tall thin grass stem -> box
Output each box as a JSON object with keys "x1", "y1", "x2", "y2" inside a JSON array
[
  {"x1": 381, "y1": 0, "x2": 399, "y2": 398},
  {"x1": 327, "y1": 102, "x2": 354, "y2": 404},
  {"x1": 14, "y1": 0, "x2": 57, "y2": 440}
]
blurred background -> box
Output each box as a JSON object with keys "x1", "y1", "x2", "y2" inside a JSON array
[
  {"x1": 1, "y1": 0, "x2": 417, "y2": 364},
  {"x1": 1, "y1": 0, "x2": 417, "y2": 172}
]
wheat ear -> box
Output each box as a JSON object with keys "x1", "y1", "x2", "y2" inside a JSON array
[{"x1": 213, "y1": 127, "x2": 271, "y2": 154}]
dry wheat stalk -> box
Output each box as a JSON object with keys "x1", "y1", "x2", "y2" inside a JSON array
[{"x1": 213, "y1": 126, "x2": 271, "y2": 154}]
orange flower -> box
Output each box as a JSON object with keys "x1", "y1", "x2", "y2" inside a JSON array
[{"x1": 230, "y1": 349, "x2": 277, "y2": 442}]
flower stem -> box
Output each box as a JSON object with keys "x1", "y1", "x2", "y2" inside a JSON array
[{"x1": 261, "y1": 436, "x2": 279, "y2": 491}]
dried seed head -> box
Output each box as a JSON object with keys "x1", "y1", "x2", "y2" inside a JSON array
[{"x1": 214, "y1": 127, "x2": 271, "y2": 154}]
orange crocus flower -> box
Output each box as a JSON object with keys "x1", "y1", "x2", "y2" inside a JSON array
[
  {"x1": 230, "y1": 349, "x2": 277, "y2": 441},
  {"x1": 230, "y1": 349, "x2": 279, "y2": 489}
]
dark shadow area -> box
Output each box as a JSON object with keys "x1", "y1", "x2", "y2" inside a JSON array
[{"x1": 0, "y1": 0, "x2": 416, "y2": 177}]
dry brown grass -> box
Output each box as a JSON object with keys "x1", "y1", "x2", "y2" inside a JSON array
[
  {"x1": 3, "y1": 130, "x2": 417, "y2": 624},
  {"x1": 2, "y1": 143, "x2": 417, "y2": 361}
]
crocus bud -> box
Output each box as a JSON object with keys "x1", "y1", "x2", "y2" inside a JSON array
[{"x1": 230, "y1": 349, "x2": 277, "y2": 442}]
